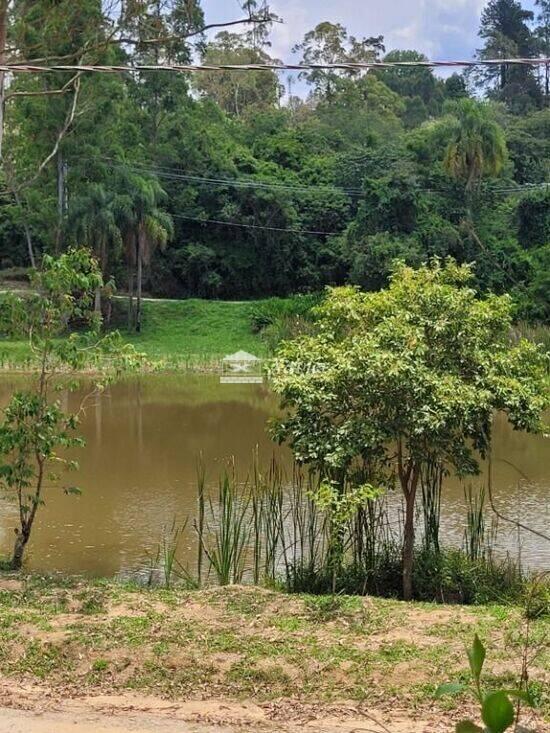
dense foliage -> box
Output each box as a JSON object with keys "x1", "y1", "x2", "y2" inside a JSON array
[
  {"x1": 0, "y1": 0, "x2": 549, "y2": 321},
  {"x1": 270, "y1": 261, "x2": 549, "y2": 598}
]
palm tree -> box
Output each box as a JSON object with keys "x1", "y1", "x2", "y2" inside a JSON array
[
  {"x1": 117, "y1": 174, "x2": 173, "y2": 332},
  {"x1": 69, "y1": 184, "x2": 122, "y2": 314},
  {"x1": 444, "y1": 99, "x2": 507, "y2": 197},
  {"x1": 443, "y1": 99, "x2": 507, "y2": 252}
]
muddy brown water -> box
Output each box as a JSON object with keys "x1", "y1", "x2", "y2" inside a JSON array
[{"x1": 0, "y1": 375, "x2": 547, "y2": 576}]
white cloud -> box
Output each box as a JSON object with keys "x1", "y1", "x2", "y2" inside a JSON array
[{"x1": 201, "y1": 0, "x2": 491, "y2": 60}]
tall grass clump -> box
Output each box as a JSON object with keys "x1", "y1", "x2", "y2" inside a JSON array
[
  {"x1": 421, "y1": 458, "x2": 444, "y2": 553},
  {"x1": 195, "y1": 467, "x2": 251, "y2": 585},
  {"x1": 183, "y1": 457, "x2": 535, "y2": 604},
  {"x1": 146, "y1": 518, "x2": 196, "y2": 589},
  {"x1": 250, "y1": 294, "x2": 322, "y2": 351},
  {"x1": 464, "y1": 485, "x2": 486, "y2": 562}
]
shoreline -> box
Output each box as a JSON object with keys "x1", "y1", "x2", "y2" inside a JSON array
[{"x1": 0, "y1": 574, "x2": 547, "y2": 731}]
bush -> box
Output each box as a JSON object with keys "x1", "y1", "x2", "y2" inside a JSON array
[
  {"x1": 250, "y1": 293, "x2": 322, "y2": 333},
  {"x1": 0, "y1": 266, "x2": 31, "y2": 283},
  {"x1": 285, "y1": 546, "x2": 528, "y2": 605}
]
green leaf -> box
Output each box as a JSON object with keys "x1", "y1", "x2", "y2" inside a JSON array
[
  {"x1": 456, "y1": 721, "x2": 483, "y2": 733},
  {"x1": 482, "y1": 691, "x2": 515, "y2": 733},
  {"x1": 467, "y1": 634, "x2": 486, "y2": 682},
  {"x1": 503, "y1": 689, "x2": 535, "y2": 707},
  {"x1": 435, "y1": 682, "x2": 466, "y2": 698}
]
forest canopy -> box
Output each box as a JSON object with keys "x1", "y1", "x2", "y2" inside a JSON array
[{"x1": 0, "y1": 0, "x2": 549, "y2": 321}]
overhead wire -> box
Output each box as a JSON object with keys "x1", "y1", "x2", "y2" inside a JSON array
[
  {"x1": 170, "y1": 213, "x2": 339, "y2": 236},
  {"x1": 2, "y1": 58, "x2": 550, "y2": 74},
  {"x1": 93, "y1": 158, "x2": 550, "y2": 198}
]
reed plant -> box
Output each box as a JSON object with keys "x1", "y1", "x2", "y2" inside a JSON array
[
  {"x1": 464, "y1": 484, "x2": 486, "y2": 562},
  {"x1": 421, "y1": 458, "x2": 444, "y2": 553},
  {"x1": 195, "y1": 467, "x2": 251, "y2": 585},
  {"x1": 183, "y1": 456, "x2": 529, "y2": 604}
]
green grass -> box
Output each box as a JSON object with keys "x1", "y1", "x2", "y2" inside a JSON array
[
  {"x1": 0, "y1": 575, "x2": 546, "y2": 723},
  {"x1": 1, "y1": 296, "x2": 548, "y2": 373},
  {"x1": 120, "y1": 298, "x2": 267, "y2": 360},
  {"x1": 0, "y1": 297, "x2": 270, "y2": 369}
]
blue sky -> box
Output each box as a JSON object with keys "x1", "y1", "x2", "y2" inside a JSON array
[
  {"x1": 200, "y1": 0, "x2": 540, "y2": 99},
  {"x1": 201, "y1": 0, "x2": 538, "y2": 65}
]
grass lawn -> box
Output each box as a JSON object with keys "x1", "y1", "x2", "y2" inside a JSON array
[
  {"x1": 0, "y1": 576, "x2": 547, "y2": 730},
  {"x1": 121, "y1": 298, "x2": 266, "y2": 360},
  {"x1": 0, "y1": 297, "x2": 268, "y2": 368}
]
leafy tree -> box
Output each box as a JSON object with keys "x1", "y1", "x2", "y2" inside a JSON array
[
  {"x1": 352, "y1": 172, "x2": 421, "y2": 235},
  {"x1": 443, "y1": 100, "x2": 508, "y2": 192},
  {"x1": 444, "y1": 74, "x2": 469, "y2": 101},
  {"x1": 504, "y1": 108, "x2": 550, "y2": 183},
  {"x1": 517, "y1": 187, "x2": 550, "y2": 248},
  {"x1": 442, "y1": 98, "x2": 508, "y2": 257},
  {"x1": 376, "y1": 50, "x2": 445, "y2": 121},
  {"x1": 475, "y1": 0, "x2": 541, "y2": 111},
  {"x1": 292, "y1": 22, "x2": 384, "y2": 102},
  {"x1": 271, "y1": 260, "x2": 548, "y2": 599},
  {"x1": 116, "y1": 173, "x2": 174, "y2": 332},
  {"x1": 68, "y1": 184, "x2": 123, "y2": 312},
  {"x1": 346, "y1": 232, "x2": 422, "y2": 291},
  {"x1": 197, "y1": 32, "x2": 282, "y2": 117},
  {"x1": 0, "y1": 249, "x2": 138, "y2": 569}
]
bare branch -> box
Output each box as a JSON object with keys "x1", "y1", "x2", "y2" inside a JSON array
[
  {"x1": 15, "y1": 16, "x2": 277, "y2": 65},
  {"x1": 5, "y1": 71, "x2": 81, "y2": 100},
  {"x1": 17, "y1": 73, "x2": 82, "y2": 193}
]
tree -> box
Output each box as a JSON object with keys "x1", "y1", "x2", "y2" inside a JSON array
[
  {"x1": 517, "y1": 187, "x2": 550, "y2": 249},
  {"x1": 376, "y1": 50, "x2": 444, "y2": 119},
  {"x1": 443, "y1": 100, "x2": 507, "y2": 192},
  {"x1": 535, "y1": 0, "x2": 550, "y2": 102},
  {"x1": 197, "y1": 32, "x2": 282, "y2": 117},
  {"x1": 0, "y1": 248, "x2": 138, "y2": 569},
  {"x1": 118, "y1": 174, "x2": 173, "y2": 332},
  {"x1": 475, "y1": 0, "x2": 541, "y2": 110},
  {"x1": 292, "y1": 22, "x2": 384, "y2": 102},
  {"x1": 68, "y1": 184, "x2": 123, "y2": 313},
  {"x1": 270, "y1": 260, "x2": 548, "y2": 600}
]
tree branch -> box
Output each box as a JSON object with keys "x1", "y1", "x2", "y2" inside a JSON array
[
  {"x1": 5, "y1": 71, "x2": 81, "y2": 100},
  {"x1": 13, "y1": 16, "x2": 277, "y2": 66},
  {"x1": 17, "y1": 72, "x2": 82, "y2": 193}
]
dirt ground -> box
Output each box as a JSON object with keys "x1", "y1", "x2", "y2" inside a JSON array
[
  {"x1": 0, "y1": 682, "x2": 444, "y2": 733},
  {"x1": 0, "y1": 579, "x2": 547, "y2": 733}
]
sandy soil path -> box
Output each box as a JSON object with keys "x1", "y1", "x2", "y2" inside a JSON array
[{"x1": 0, "y1": 684, "x2": 441, "y2": 733}]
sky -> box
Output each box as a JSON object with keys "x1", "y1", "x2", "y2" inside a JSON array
[{"x1": 201, "y1": 0, "x2": 539, "y2": 93}]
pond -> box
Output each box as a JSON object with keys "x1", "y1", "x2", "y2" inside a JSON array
[{"x1": 0, "y1": 375, "x2": 548, "y2": 576}]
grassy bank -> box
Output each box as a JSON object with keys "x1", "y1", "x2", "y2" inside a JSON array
[
  {"x1": 120, "y1": 298, "x2": 267, "y2": 361},
  {"x1": 0, "y1": 297, "x2": 270, "y2": 370},
  {"x1": 0, "y1": 576, "x2": 547, "y2": 728},
  {"x1": 0, "y1": 293, "x2": 548, "y2": 372}
]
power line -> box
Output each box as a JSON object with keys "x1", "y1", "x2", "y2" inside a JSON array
[
  {"x1": 99, "y1": 159, "x2": 367, "y2": 197},
  {"x1": 2, "y1": 58, "x2": 550, "y2": 75},
  {"x1": 95, "y1": 158, "x2": 550, "y2": 198},
  {"x1": 171, "y1": 213, "x2": 338, "y2": 236}
]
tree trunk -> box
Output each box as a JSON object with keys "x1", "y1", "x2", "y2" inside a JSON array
[
  {"x1": 94, "y1": 287, "x2": 101, "y2": 316},
  {"x1": 11, "y1": 185, "x2": 37, "y2": 268},
  {"x1": 11, "y1": 530, "x2": 28, "y2": 571},
  {"x1": 55, "y1": 152, "x2": 66, "y2": 253},
  {"x1": 127, "y1": 267, "x2": 134, "y2": 330},
  {"x1": 136, "y1": 231, "x2": 143, "y2": 333},
  {"x1": 0, "y1": 0, "x2": 7, "y2": 161},
  {"x1": 397, "y1": 441, "x2": 420, "y2": 601}
]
